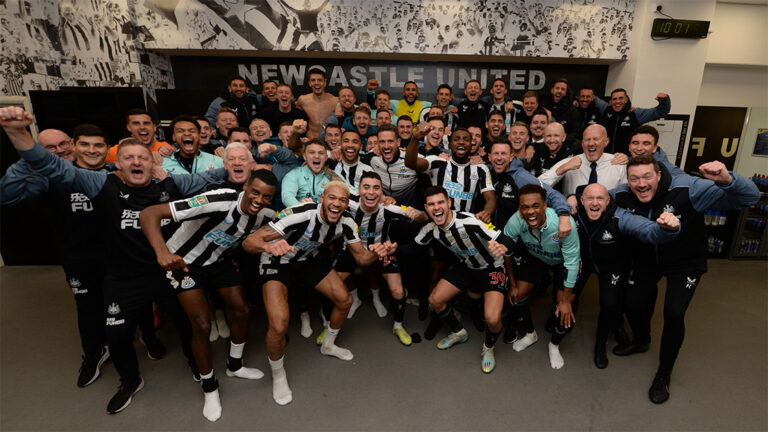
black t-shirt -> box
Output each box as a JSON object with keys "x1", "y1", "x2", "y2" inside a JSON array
[
  {"x1": 261, "y1": 105, "x2": 309, "y2": 135},
  {"x1": 94, "y1": 175, "x2": 184, "y2": 276}
]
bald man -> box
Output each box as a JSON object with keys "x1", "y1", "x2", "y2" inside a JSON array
[
  {"x1": 529, "y1": 123, "x2": 573, "y2": 177},
  {"x1": 539, "y1": 124, "x2": 628, "y2": 196},
  {"x1": 573, "y1": 183, "x2": 680, "y2": 369},
  {"x1": 1, "y1": 128, "x2": 73, "y2": 205},
  {"x1": 38, "y1": 128, "x2": 75, "y2": 161}
]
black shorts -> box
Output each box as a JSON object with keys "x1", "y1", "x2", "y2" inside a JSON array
[
  {"x1": 259, "y1": 256, "x2": 333, "y2": 289},
  {"x1": 167, "y1": 259, "x2": 242, "y2": 293},
  {"x1": 442, "y1": 264, "x2": 508, "y2": 294},
  {"x1": 334, "y1": 250, "x2": 400, "y2": 274},
  {"x1": 514, "y1": 254, "x2": 573, "y2": 291}
]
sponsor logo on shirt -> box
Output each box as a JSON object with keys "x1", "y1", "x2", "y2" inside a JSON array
[
  {"x1": 294, "y1": 238, "x2": 322, "y2": 252},
  {"x1": 444, "y1": 181, "x2": 474, "y2": 200},
  {"x1": 70, "y1": 193, "x2": 93, "y2": 212},
  {"x1": 205, "y1": 229, "x2": 238, "y2": 248}
]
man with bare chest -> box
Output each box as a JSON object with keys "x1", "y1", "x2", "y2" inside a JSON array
[{"x1": 296, "y1": 68, "x2": 338, "y2": 139}]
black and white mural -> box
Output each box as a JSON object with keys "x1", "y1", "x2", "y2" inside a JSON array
[
  {"x1": 2, "y1": 0, "x2": 634, "y2": 99},
  {"x1": 141, "y1": 0, "x2": 634, "y2": 58},
  {"x1": 0, "y1": 0, "x2": 173, "y2": 100}
]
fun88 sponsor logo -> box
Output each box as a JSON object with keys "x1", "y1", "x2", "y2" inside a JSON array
[
  {"x1": 294, "y1": 238, "x2": 322, "y2": 251},
  {"x1": 444, "y1": 181, "x2": 474, "y2": 200},
  {"x1": 204, "y1": 229, "x2": 238, "y2": 247}
]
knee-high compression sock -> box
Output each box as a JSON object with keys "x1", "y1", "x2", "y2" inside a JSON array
[
  {"x1": 438, "y1": 304, "x2": 463, "y2": 333},
  {"x1": 393, "y1": 297, "x2": 405, "y2": 323},
  {"x1": 484, "y1": 328, "x2": 501, "y2": 349},
  {"x1": 514, "y1": 297, "x2": 534, "y2": 333},
  {"x1": 424, "y1": 310, "x2": 443, "y2": 340}
]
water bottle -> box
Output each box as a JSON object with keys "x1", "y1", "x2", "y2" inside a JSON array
[{"x1": 717, "y1": 211, "x2": 726, "y2": 226}]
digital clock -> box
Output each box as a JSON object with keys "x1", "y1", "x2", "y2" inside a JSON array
[{"x1": 651, "y1": 18, "x2": 710, "y2": 39}]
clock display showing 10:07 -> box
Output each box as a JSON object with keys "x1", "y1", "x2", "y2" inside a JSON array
[{"x1": 651, "y1": 18, "x2": 710, "y2": 39}]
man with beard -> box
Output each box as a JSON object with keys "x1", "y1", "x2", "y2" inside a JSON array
[
  {"x1": 329, "y1": 130, "x2": 372, "y2": 189},
  {"x1": 600, "y1": 89, "x2": 670, "y2": 156},
  {"x1": 419, "y1": 84, "x2": 458, "y2": 132},
  {"x1": 0, "y1": 107, "x2": 227, "y2": 414},
  {"x1": 324, "y1": 86, "x2": 358, "y2": 132},
  {"x1": 296, "y1": 68, "x2": 338, "y2": 139},
  {"x1": 106, "y1": 109, "x2": 173, "y2": 163},
  {"x1": 162, "y1": 116, "x2": 224, "y2": 175},
  {"x1": 334, "y1": 172, "x2": 426, "y2": 342},
  {"x1": 405, "y1": 124, "x2": 496, "y2": 220},
  {"x1": 541, "y1": 78, "x2": 581, "y2": 144},
  {"x1": 482, "y1": 78, "x2": 523, "y2": 135},
  {"x1": 396, "y1": 116, "x2": 414, "y2": 149},
  {"x1": 205, "y1": 76, "x2": 260, "y2": 129},
  {"x1": 243, "y1": 182, "x2": 397, "y2": 405},
  {"x1": 613, "y1": 155, "x2": 757, "y2": 403},
  {"x1": 576, "y1": 87, "x2": 608, "y2": 132},
  {"x1": 369, "y1": 124, "x2": 421, "y2": 208},
  {"x1": 416, "y1": 186, "x2": 514, "y2": 373},
  {"x1": 482, "y1": 110, "x2": 507, "y2": 153},
  {"x1": 368, "y1": 80, "x2": 431, "y2": 125},
  {"x1": 140, "y1": 170, "x2": 278, "y2": 422},
  {"x1": 260, "y1": 84, "x2": 308, "y2": 134},
  {"x1": 456, "y1": 79, "x2": 489, "y2": 129}
]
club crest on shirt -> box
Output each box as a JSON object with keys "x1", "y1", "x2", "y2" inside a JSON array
[
  {"x1": 663, "y1": 204, "x2": 675, "y2": 214},
  {"x1": 159, "y1": 192, "x2": 170, "y2": 202},
  {"x1": 119, "y1": 192, "x2": 130, "y2": 199},
  {"x1": 551, "y1": 234, "x2": 560, "y2": 243},
  {"x1": 602, "y1": 230, "x2": 614, "y2": 241},
  {"x1": 108, "y1": 302, "x2": 121, "y2": 315}
]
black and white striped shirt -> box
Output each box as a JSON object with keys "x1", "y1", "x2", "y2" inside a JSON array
[
  {"x1": 347, "y1": 200, "x2": 410, "y2": 247},
  {"x1": 415, "y1": 211, "x2": 508, "y2": 269},
  {"x1": 332, "y1": 159, "x2": 373, "y2": 190},
  {"x1": 167, "y1": 189, "x2": 276, "y2": 267},
  {"x1": 262, "y1": 202, "x2": 361, "y2": 265},
  {"x1": 423, "y1": 157, "x2": 494, "y2": 212}
]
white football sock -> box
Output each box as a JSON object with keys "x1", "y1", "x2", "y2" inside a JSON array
[{"x1": 268, "y1": 356, "x2": 292, "y2": 405}]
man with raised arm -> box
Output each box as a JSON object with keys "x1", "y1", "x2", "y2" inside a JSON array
[{"x1": 0, "y1": 107, "x2": 226, "y2": 415}]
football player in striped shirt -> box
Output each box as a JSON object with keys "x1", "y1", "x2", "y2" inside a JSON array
[
  {"x1": 243, "y1": 181, "x2": 396, "y2": 406},
  {"x1": 140, "y1": 169, "x2": 278, "y2": 422},
  {"x1": 415, "y1": 186, "x2": 515, "y2": 373},
  {"x1": 329, "y1": 130, "x2": 372, "y2": 189},
  {"x1": 335, "y1": 172, "x2": 427, "y2": 345},
  {"x1": 405, "y1": 121, "x2": 496, "y2": 221}
]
